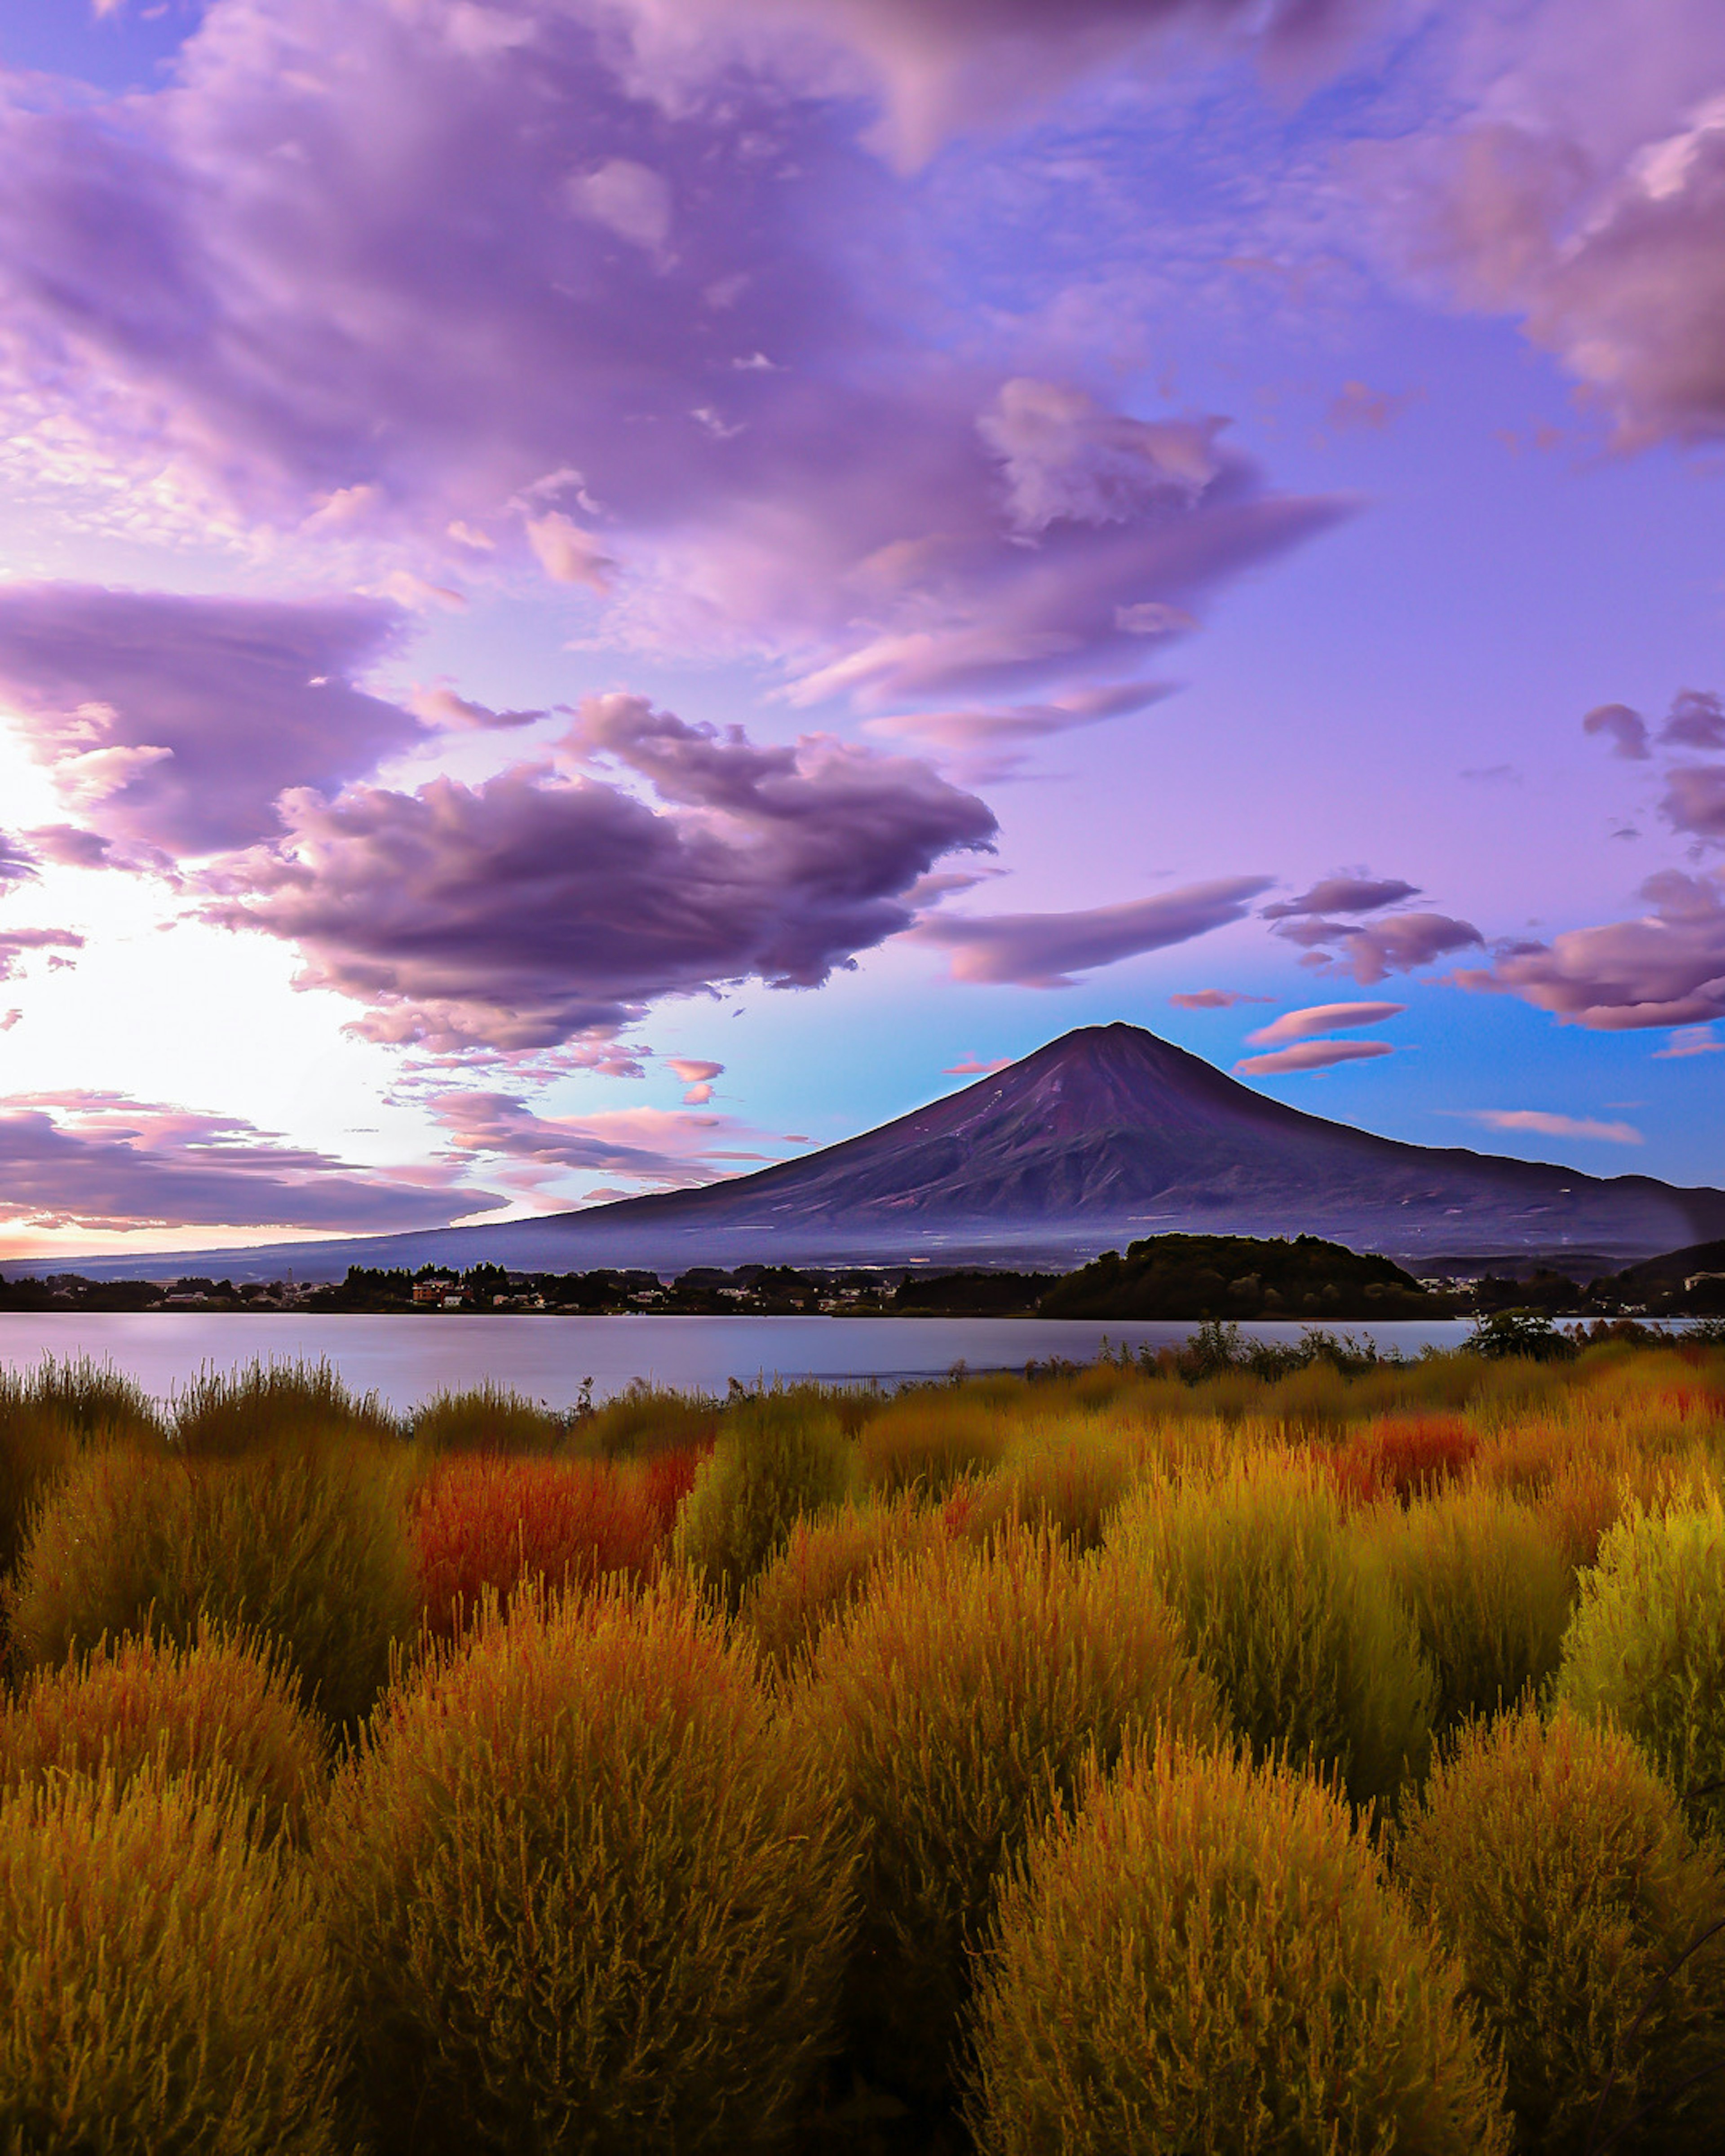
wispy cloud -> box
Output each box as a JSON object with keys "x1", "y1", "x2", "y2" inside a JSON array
[
  {"x1": 1464, "y1": 1109, "x2": 1642, "y2": 1145},
  {"x1": 1233, "y1": 1038, "x2": 1395, "y2": 1076}
]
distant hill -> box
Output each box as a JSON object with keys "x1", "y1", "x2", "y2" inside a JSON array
[
  {"x1": 58, "y1": 1022, "x2": 1725, "y2": 1281},
  {"x1": 1039, "y1": 1233, "x2": 1440, "y2": 1322}
]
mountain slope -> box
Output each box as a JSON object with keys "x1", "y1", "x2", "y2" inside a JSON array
[{"x1": 60, "y1": 1023, "x2": 1725, "y2": 1281}]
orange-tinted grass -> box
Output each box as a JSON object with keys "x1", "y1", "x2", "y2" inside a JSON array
[
  {"x1": 641, "y1": 1439, "x2": 711, "y2": 1536},
  {"x1": 1324, "y1": 1415, "x2": 1480, "y2": 1509},
  {"x1": 410, "y1": 1454, "x2": 663, "y2": 1637}
]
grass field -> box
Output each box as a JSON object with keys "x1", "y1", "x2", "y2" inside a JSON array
[{"x1": 0, "y1": 1328, "x2": 1721, "y2": 2152}]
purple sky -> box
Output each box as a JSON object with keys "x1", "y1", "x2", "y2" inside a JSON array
[{"x1": 0, "y1": 0, "x2": 1722, "y2": 1260}]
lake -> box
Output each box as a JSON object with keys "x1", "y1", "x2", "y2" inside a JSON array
[{"x1": 0, "y1": 1311, "x2": 1483, "y2": 1413}]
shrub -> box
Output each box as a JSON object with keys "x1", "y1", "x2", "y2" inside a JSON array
[
  {"x1": 18, "y1": 1354, "x2": 162, "y2": 1445},
  {"x1": 1367, "y1": 1483, "x2": 1575, "y2": 1735},
  {"x1": 171, "y1": 1357, "x2": 399, "y2": 1458},
  {"x1": 641, "y1": 1440, "x2": 710, "y2": 1535},
  {"x1": 0, "y1": 1624, "x2": 327, "y2": 1844},
  {"x1": 855, "y1": 1392, "x2": 1010, "y2": 1497},
  {"x1": 796, "y1": 1520, "x2": 1224, "y2": 2110},
  {"x1": 0, "y1": 1769, "x2": 347, "y2": 2155},
  {"x1": 1328, "y1": 1413, "x2": 1480, "y2": 1507},
  {"x1": 740, "y1": 1487, "x2": 942, "y2": 1676},
  {"x1": 1109, "y1": 1449, "x2": 1434, "y2": 1811},
  {"x1": 1395, "y1": 1705, "x2": 1725, "y2": 2155},
  {"x1": 7, "y1": 1440, "x2": 418, "y2": 1739},
  {"x1": 964, "y1": 1739, "x2": 1511, "y2": 2156},
  {"x1": 575, "y1": 1379, "x2": 720, "y2": 1462},
  {"x1": 1554, "y1": 1489, "x2": 1725, "y2": 1838},
  {"x1": 409, "y1": 1379, "x2": 564, "y2": 1455},
  {"x1": 995, "y1": 1417, "x2": 1136, "y2": 1551},
  {"x1": 410, "y1": 1454, "x2": 662, "y2": 1638},
  {"x1": 672, "y1": 1395, "x2": 858, "y2": 1609},
  {"x1": 319, "y1": 1575, "x2": 857, "y2": 2156}
]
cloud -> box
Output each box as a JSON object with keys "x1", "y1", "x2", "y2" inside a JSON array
[
  {"x1": 0, "y1": 13, "x2": 1347, "y2": 718},
  {"x1": 1275, "y1": 913, "x2": 1483, "y2": 985},
  {"x1": 0, "y1": 1090, "x2": 506, "y2": 1232},
  {"x1": 0, "y1": 585, "x2": 417, "y2": 855},
  {"x1": 624, "y1": 0, "x2": 1381, "y2": 167},
  {"x1": 198, "y1": 694, "x2": 996, "y2": 1050},
  {"x1": 0, "y1": 833, "x2": 37, "y2": 891},
  {"x1": 866, "y1": 681, "x2": 1173, "y2": 755},
  {"x1": 942, "y1": 1054, "x2": 1011, "y2": 1075},
  {"x1": 0, "y1": 928, "x2": 84, "y2": 982},
  {"x1": 1360, "y1": 5, "x2": 1725, "y2": 450},
  {"x1": 1261, "y1": 875, "x2": 1420, "y2": 920},
  {"x1": 1583, "y1": 702, "x2": 1651, "y2": 760},
  {"x1": 665, "y1": 1055, "x2": 725, "y2": 1105},
  {"x1": 908, "y1": 875, "x2": 1273, "y2": 987},
  {"x1": 1245, "y1": 1000, "x2": 1405, "y2": 1047},
  {"x1": 1455, "y1": 867, "x2": 1725, "y2": 1029},
  {"x1": 1660, "y1": 688, "x2": 1725, "y2": 750},
  {"x1": 427, "y1": 1093, "x2": 773, "y2": 1192},
  {"x1": 1323, "y1": 380, "x2": 1421, "y2": 433},
  {"x1": 408, "y1": 685, "x2": 550, "y2": 733},
  {"x1": 1234, "y1": 1039, "x2": 1394, "y2": 1075},
  {"x1": 1168, "y1": 988, "x2": 1273, "y2": 1009},
  {"x1": 1654, "y1": 1024, "x2": 1724, "y2": 1056},
  {"x1": 1466, "y1": 1109, "x2": 1643, "y2": 1146},
  {"x1": 1660, "y1": 764, "x2": 1725, "y2": 842}
]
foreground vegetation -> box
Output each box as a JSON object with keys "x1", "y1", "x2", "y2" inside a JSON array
[{"x1": 0, "y1": 1334, "x2": 1721, "y2": 2152}]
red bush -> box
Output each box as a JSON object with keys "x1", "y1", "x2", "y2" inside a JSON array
[
  {"x1": 411, "y1": 1458, "x2": 663, "y2": 1637},
  {"x1": 1325, "y1": 1417, "x2": 1480, "y2": 1509},
  {"x1": 639, "y1": 1441, "x2": 711, "y2": 1537}
]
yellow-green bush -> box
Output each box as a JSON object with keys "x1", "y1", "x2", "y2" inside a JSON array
[
  {"x1": 995, "y1": 1416, "x2": 1137, "y2": 1551},
  {"x1": 796, "y1": 1520, "x2": 1223, "y2": 2109},
  {"x1": 573, "y1": 1378, "x2": 720, "y2": 1461},
  {"x1": 855, "y1": 1388, "x2": 1010, "y2": 1496},
  {"x1": 0, "y1": 1625, "x2": 327, "y2": 1845},
  {"x1": 1395, "y1": 1704, "x2": 1725, "y2": 2155},
  {"x1": 1553, "y1": 1489, "x2": 1725, "y2": 1837},
  {"x1": 319, "y1": 1576, "x2": 857, "y2": 2156},
  {"x1": 171, "y1": 1357, "x2": 398, "y2": 1458},
  {"x1": 964, "y1": 1739, "x2": 1511, "y2": 2156},
  {"x1": 13, "y1": 1353, "x2": 161, "y2": 1445},
  {"x1": 1367, "y1": 1482, "x2": 1575, "y2": 1735},
  {"x1": 1110, "y1": 1449, "x2": 1434, "y2": 1811},
  {"x1": 0, "y1": 1768, "x2": 347, "y2": 2155},
  {"x1": 6, "y1": 1440, "x2": 417, "y2": 1738},
  {"x1": 672, "y1": 1394, "x2": 858, "y2": 1609},
  {"x1": 739, "y1": 1487, "x2": 942, "y2": 1676},
  {"x1": 409, "y1": 1378, "x2": 564, "y2": 1456}
]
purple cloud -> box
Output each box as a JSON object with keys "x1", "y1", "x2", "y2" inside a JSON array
[
  {"x1": 0, "y1": 1090, "x2": 505, "y2": 1233},
  {"x1": 0, "y1": 9, "x2": 1347, "y2": 718},
  {"x1": 198, "y1": 696, "x2": 996, "y2": 1050},
  {"x1": 1456, "y1": 868, "x2": 1725, "y2": 1030},
  {"x1": 1661, "y1": 765, "x2": 1725, "y2": 844},
  {"x1": 0, "y1": 586, "x2": 416, "y2": 855},
  {"x1": 635, "y1": 0, "x2": 1381, "y2": 165},
  {"x1": 908, "y1": 876, "x2": 1273, "y2": 987},
  {"x1": 1466, "y1": 1109, "x2": 1641, "y2": 1146},
  {"x1": 1659, "y1": 688, "x2": 1725, "y2": 751},
  {"x1": 1362, "y1": 11, "x2": 1725, "y2": 451},
  {"x1": 1582, "y1": 702, "x2": 1650, "y2": 760},
  {"x1": 1245, "y1": 1000, "x2": 1405, "y2": 1048},
  {"x1": 1272, "y1": 907, "x2": 1484, "y2": 985},
  {"x1": 0, "y1": 833, "x2": 38, "y2": 891},
  {"x1": 1234, "y1": 1039, "x2": 1394, "y2": 1076},
  {"x1": 428, "y1": 1092, "x2": 771, "y2": 1193},
  {"x1": 1168, "y1": 988, "x2": 1273, "y2": 1009},
  {"x1": 0, "y1": 928, "x2": 84, "y2": 983},
  {"x1": 1261, "y1": 875, "x2": 1421, "y2": 920}
]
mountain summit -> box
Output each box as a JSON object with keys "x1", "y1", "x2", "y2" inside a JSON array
[{"x1": 70, "y1": 1023, "x2": 1725, "y2": 1280}]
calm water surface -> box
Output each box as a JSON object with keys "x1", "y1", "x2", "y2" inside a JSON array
[{"x1": 0, "y1": 1312, "x2": 1479, "y2": 1413}]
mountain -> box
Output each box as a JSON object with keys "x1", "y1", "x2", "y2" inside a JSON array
[{"x1": 56, "y1": 1022, "x2": 1725, "y2": 1281}]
